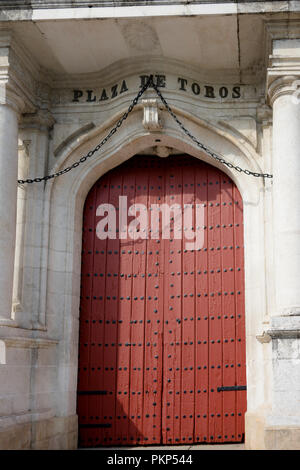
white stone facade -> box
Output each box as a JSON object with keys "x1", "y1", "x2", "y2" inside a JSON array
[{"x1": 0, "y1": 1, "x2": 300, "y2": 450}]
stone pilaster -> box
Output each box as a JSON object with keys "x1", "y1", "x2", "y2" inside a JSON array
[
  {"x1": 0, "y1": 31, "x2": 26, "y2": 326},
  {"x1": 0, "y1": 29, "x2": 49, "y2": 329},
  {"x1": 251, "y1": 32, "x2": 300, "y2": 450},
  {"x1": 268, "y1": 74, "x2": 300, "y2": 319},
  {"x1": 15, "y1": 110, "x2": 55, "y2": 330}
]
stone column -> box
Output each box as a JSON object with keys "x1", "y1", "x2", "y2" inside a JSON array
[
  {"x1": 0, "y1": 97, "x2": 22, "y2": 326},
  {"x1": 263, "y1": 37, "x2": 300, "y2": 449},
  {"x1": 269, "y1": 76, "x2": 300, "y2": 317}
]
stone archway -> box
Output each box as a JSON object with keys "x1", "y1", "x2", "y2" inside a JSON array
[{"x1": 43, "y1": 108, "x2": 267, "y2": 447}]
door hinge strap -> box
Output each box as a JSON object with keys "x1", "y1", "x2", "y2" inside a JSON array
[
  {"x1": 77, "y1": 390, "x2": 107, "y2": 395},
  {"x1": 217, "y1": 386, "x2": 247, "y2": 392}
]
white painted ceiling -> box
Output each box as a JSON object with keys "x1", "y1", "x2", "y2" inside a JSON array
[{"x1": 11, "y1": 14, "x2": 264, "y2": 76}]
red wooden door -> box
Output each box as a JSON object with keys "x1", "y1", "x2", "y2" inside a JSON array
[{"x1": 77, "y1": 155, "x2": 247, "y2": 447}]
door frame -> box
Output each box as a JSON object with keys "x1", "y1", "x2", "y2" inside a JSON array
[{"x1": 42, "y1": 106, "x2": 269, "y2": 445}]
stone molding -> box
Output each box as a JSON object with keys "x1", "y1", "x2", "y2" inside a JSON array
[
  {"x1": 50, "y1": 103, "x2": 264, "y2": 190},
  {"x1": 0, "y1": 28, "x2": 51, "y2": 113},
  {"x1": 258, "y1": 314, "x2": 300, "y2": 341},
  {"x1": 20, "y1": 109, "x2": 56, "y2": 132},
  {"x1": 256, "y1": 328, "x2": 300, "y2": 342},
  {"x1": 265, "y1": 20, "x2": 300, "y2": 58},
  {"x1": 0, "y1": 31, "x2": 263, "y2": 113},
  {"x1": 0, "y1": 31, "x2": 32, "y2": 113},
  {"x1": 265, "y1": 21, "x2": 300, "y2": 105},
  {"x1": 0, "y1": 83, "x2": 26, "y2": 115},
  {"x1": 0, "y1": 2, "x2": 299, "y2": 22},
  {"x1": 3, "y1": 18, "x2": 300, "y2": 116},
  {"x1": 267, "y1": 74, "x2": 300, "y2": 106},
  {"x1": 0, "y1": 336, "x2": 58, "y2": 349},
  {"x1": 0, "y1": 319, "x2": 18, "y2": 328},
  {"x1": 53, "y1": 122, "x2": 95, "y2": 157},
  {"x1": 51, "y1": 56, "x2": 261, "y2": 89},
  {"x1": 267, "y1": 329, "x2": 300, "y2": 340}
]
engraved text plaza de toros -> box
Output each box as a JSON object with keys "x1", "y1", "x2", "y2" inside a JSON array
[{"x1": 72, "y1": 74, "x2": 242, "y2": 103}]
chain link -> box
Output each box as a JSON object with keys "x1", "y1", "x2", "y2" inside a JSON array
[
  {"x1": 17, "y1": 80, "x2": 149, "y2": 185},
  {"x1": 151, "y1": 82, "x2": 273, "y2": 179},
  {"x1": 18, "y1": 77, "x2": 272, "y2": 184}
]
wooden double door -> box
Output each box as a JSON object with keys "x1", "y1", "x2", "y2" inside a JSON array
[{"x1": 77, "y1": 154, "x2": 246, "y2": 447}]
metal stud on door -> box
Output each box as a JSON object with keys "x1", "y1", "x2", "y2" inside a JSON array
[{"x1": 77, "y1": 155, "x2": 247, "y2": 447}]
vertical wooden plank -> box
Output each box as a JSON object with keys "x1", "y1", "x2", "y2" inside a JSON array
[
  {"x1": 131, "y1": 159, "x2": 148, "y2": 444},
  {"x1": 207, "y1": 168, "x2": 223, "y2": 444},
  {"x1": 180, "y1": 157, "x2": 196, "y2": 445},
  {"x1": 114, "y1": 165, "x2": 132, "y2": 445},
  {"x1": 90, "y1": 179, "x2": 110, "y2": 446},
  {"x1": 234, "y1": 185, "x2": 247, "y2": 442},
  {"x1": 116, "y1": 162, "x2": 136, "y2": 445},
  {"x1": 143, "y1": 156, "x2": 164, "y2": 444},
  {"x1": 162, "y1": 157, "x2": 173, "y2": 445},
  {"x1": 170, "y1": 158, "x2": 183, "y2": 446},
  {"x1": 77, "y1": 187, "x2": 97, "y2": 447},
  {"x1": 127, "y1": 160, "x2": 146, "y2": 444},
  {"x1": 101, "y1": 171, "x2": 120, "y2": 445},
  {"x1": 121, "y1": 160, "x2": 137, "y2": 445},
  {"x1": 220, "y1": 176, "x2": 236, "y2": 442},
  {"x1": 194, "y1": 161, "x2": 209, "y2": 443},
  {"x1": 161, "y1": 156, "x2": 183, "y2": 445}
]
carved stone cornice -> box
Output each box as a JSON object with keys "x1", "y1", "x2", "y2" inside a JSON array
[
  {"x1": 265, "y1": 20, "x2": 300, "y2": 62},
  {"x1": 0, "y1": 47, "x2": 28, "y2": 113},
  {"x1": 267, "y1": 75, "x2": 300, "y2": 106},
  {"x1": 265, "y1": 20, "x2": 300, "y2": 106},
  {"x1": 0, "y1": 82, "x2": 25, "y2": 114},
  {"x1": 20, "y1": 109, "x2": 56, "y2": 132},
  {"x1": 0, "y1": 29, "x2": 51, "y2": 113}
]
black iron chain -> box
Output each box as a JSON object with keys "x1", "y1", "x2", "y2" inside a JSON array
[
  {"x1": 152, "y1": 82, "x2": 273, "y2": 179},
  {"x1": 17, "y1": 79, "x2": 149, "y2": 185},
  {"x1": 18, "y1": 77, "x2": 272, "y2": 184}
]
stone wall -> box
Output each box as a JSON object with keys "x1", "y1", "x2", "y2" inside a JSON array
[
  {"x1": 0, "y1": 415, "x2": 77, "y2": 450},
  {"x1": 0, "y1": 338, "x2": 77, "y2": 450},
  {"x1": 0, "y1": 5, "x2": 300, "y2": 450}
]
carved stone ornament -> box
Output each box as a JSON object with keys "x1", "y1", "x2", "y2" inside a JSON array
[
  {"x1": 154, "y1": 146, "x2": 172, "y2": 158},
  {"x1": 256, "y1": 331, "x2": 272, "y2": 344},
  {"x1": 20, "y1": 109, "x2": 56, "y2": 131},
  {"x1": 256, "y1": 103, "x2": 273, "y2": 126},
  {"x1": 142, "y1": 99, "x2": 162, "y2": 131}
]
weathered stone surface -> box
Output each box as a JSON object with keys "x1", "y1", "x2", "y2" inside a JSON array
[
  {"x1": 0, "y1": 3, "x2": 300, "y2": 451},
  {"x1": 0, "y1": 415, "x2": 77, "y2": 450},
  {"x1": 265, "y1": 427, "x2": 300, "y2": 451}
]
